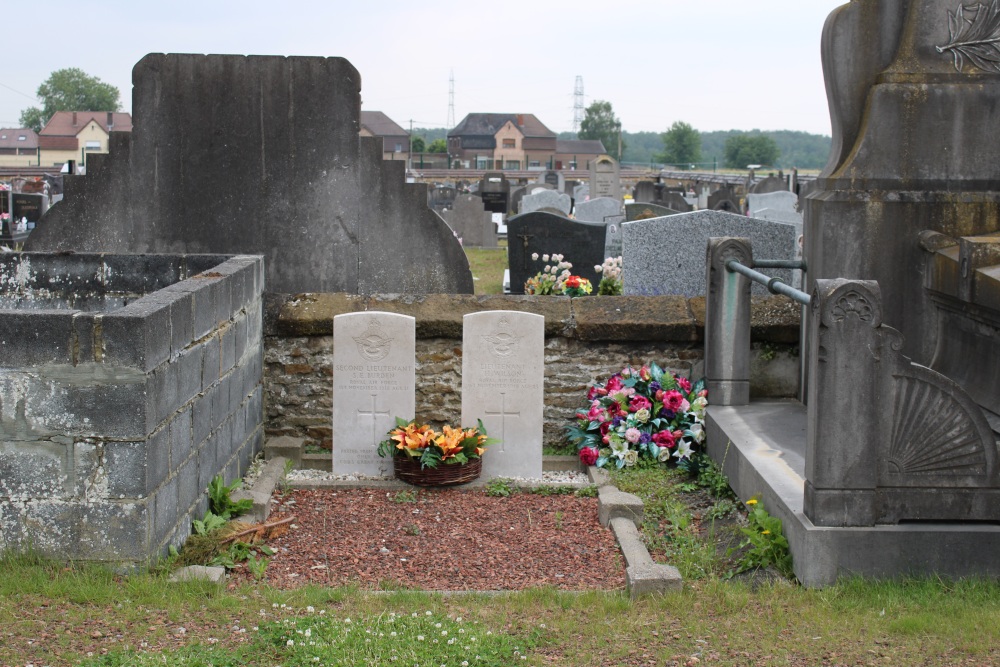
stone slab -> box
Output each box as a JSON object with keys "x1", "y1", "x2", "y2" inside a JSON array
[
  {"x1": 520, "y1": 189, "x2": 572, "y2": 216},
  {"x1": 707, "y1": 400, "x2": 1000, "y2": 587},
  {"x1": 461, "y1": 311, "x2": 544, "y2": 479},
  {"x1": 622, "y1": 209, "x2": 798, "y2": 296},
  {"x1": 573, "y1": 197, "x2": 622, "y2": 224},
  {"x1": 506, "y1": 212, "x2": 608, "y2": 295},
  {"x1": 332, "y1": 312, "x2": 415, "y2": 476}
]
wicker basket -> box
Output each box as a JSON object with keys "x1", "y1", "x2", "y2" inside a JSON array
[{"x1": 393, "y1": 456, "x2": 482, "y2": 487}]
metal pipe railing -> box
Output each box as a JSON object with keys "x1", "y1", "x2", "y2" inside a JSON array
[{"x1": 725, "y1": 259, "x2": 811, "y2": 305}]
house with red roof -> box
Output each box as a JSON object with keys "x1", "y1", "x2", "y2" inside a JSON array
[{"x1": 38, "y1": 111, "x2": 132, "y2": 169}]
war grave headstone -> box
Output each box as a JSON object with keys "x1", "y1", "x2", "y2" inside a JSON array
[
  {"x1": 507, "y1": 211, "x2": 607, "y2": 294},
  {"x1": 332, "y1": 312, "x2": 415, "y2": 476},
  {"x1": 478, "y1": 172, "x2": 510, "y2": 214},
  {"x1": 427, "y1": 185, "x2": 457, "y2": 212},
  {"x1": 573, "y1": 196, "x2": 623, "y2": 224},
  {"x1": 748, "y1": 191, "x2": 802, "y2": 225},
  {"x1": 22, "y1": 54, "x2": 472, "y2": 295},
  {"x1": 622, "y1": 209, "x2": 798, "y2": 296},
  {"x1": 462, "y1": 311, "x2": 544, "y2": 480},
  {"x1": 590, "y1": 156, "x2": 621, "y2": 200},
  {"x1": 442, "y1": 194, "x2": 497, "y2": 248},
  {"x1": 538, "y1": 169, "x2": 565, "y2": 193},
  {"x1": 625, "y1": 202, "x2": 679, "y2": 221},
  {"x1": 520, "y1": 189, "x2": 572, "y2": 216}
]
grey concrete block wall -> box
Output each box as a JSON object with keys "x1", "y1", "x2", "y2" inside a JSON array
[{"x1": 0, "y1": 252, "x2": 265, "y2": 564}]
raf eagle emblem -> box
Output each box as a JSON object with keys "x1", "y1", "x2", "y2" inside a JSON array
[
  {"x1": 482, "y1": 316, "x2": 520, "y2": 357},
  {"x1": 354, "y1": 317, "x2": 393, "y2": 361}
]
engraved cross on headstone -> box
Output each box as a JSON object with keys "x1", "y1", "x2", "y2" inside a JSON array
[
  {"x1": 485, "y1": 392, "x2": 520, "y2": 452},
  {"x1": 517, "y1": 232, "x2": 534, "y2": 269},
  {"x1": 358, "y1": 393, "x2": 390, "y2": 446}
]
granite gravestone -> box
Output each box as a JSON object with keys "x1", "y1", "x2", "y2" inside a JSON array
[
  {"x1": 573, "y1": 197, "x2": 623, "y2": 224},
  {"x1": 748, "y1": 191, "x2": 802, "y2": 224},
  {"x1": 520, "y1": 189, "x2": 572, "y2": 216},
  {"x1": 660, "y1": 191, "x2": 693, "y2": 212},
  {"x1": 462, "y1": 311, "x2": 544, "y2": 480},
  {"x1": 605, "y1": 220, "x2": 623, "y2": 258},
  {"x1": 24, "y1": 54, "x2": 472, "y2": 296},
  {"x1": 573, "y1": 183, "x2": 590, "y2": 202},
  {"x1": 478, "y1": 172, "x2": 510, "y2": 214},
  {"x1": 750, "y1": 174, "x2": 787, "y2": 194},
  {"x1": 507, "y1": 211, "x2": 606, "y2": 294},
  {"x1": 442, "y1": 194, "x2": 497, "y2": 248},
  {"x1": 11, "y1": 192, "x2": 46, "y2": 224},
  {"x1": 332, "y1": 312, "x2": 415, "y2": 476},
  {"x1": 633, "y1": 181, "x2": 657, "y2": 203},
  {"x1": 622, "y1": 209, "x2": 798, "y2": 296},
  {"x1": 590, "y1": 156, "x2": 621, "y2": 200}
]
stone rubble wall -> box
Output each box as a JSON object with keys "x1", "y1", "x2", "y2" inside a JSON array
[{"x1": 264, "y1": 294, "x2": 801, "y2": 450}]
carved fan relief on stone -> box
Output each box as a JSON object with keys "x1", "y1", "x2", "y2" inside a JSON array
[
  {"x1": 936, "y1": 0, "x2": 1000, "y2": 72},
  {"x1": 887, "y1": 373, "x2": 993, "y2": 479}
]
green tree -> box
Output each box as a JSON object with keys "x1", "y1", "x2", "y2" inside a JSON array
[
  {"x1": 724, "y1": 133, "x2": 780, "y2": 169},
  {"x1": 579, "y1": 100, "x2": 625, "y2": 162},
  {"x1": 19, "y1": 68, "x2": 121, "y2": 132},
  {"x1": 410, "y1": 136, "x2": 426, "y2": 153},
  {"x1": 427, "y1": 138, "x2": 447, "y2": 153},
  {"x1": 658, "y1": 121, "x2": 701, "y2": 168}
]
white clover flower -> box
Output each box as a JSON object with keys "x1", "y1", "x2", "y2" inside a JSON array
[
  {"x1": 287, "y1": 639, "x2": 294, "y2": 646},
  {"x1": 417, "y1": 635, "x2": 425, "y2": 641},
  {"x1": 306, "y1": 606, "x2": 315, "y2": 613},
  {"x1": 435, "y1": 623, "x2": 442, "y2": 628}
]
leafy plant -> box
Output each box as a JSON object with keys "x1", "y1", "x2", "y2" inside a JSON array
[
  {"x1": 705, "y1": 498, "x2": 738, "y2": 521},
  {"x1": 392, "y1": 489, "x2": 419, "y2": 503},
  {"x1": 574, "y1": 484, "x2": 599, "y2": 498},
  {"x1": 192, "y1": 511, "x2": 227, "y2": 536},
  {"x1": 208, "y1": 475, "x2": 254, "y2": 520},
  {"x1": 730, "y1": 497, "x2": 794, "y2": 579},
  {"x1": 246, "y1": 552, "x2": 270, "y2": 581},
  {"x1": 485, "y1": 477, "x2": 517, "y2": 497}
]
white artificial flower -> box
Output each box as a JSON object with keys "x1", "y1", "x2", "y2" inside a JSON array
[
  {"x1": 673, "y1": 439, "x2": 694, "y2": 460},
  {"x1": 532, "y1": 252, "x2": 539, "y2": 260}
]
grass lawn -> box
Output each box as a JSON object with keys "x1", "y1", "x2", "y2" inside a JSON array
[
  {"x1": 2, "y1": 553, "x2": 999, "y2": 666},
  {"x1": 466, "y1": 240, "x2": 507, "y2": 295}
]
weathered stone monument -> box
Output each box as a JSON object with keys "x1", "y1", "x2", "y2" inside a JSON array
[
  {"x1": 441, "y1": 194, "x2": 497, "y2": 248},
  {"x1": 590, "y1": 156, "x2": 621, "y2": 200},
  {"x1": 462, "y1": 311, "x2": 544, "y2": 479},
  {"x1": 573, "y1": 197, "x2": 623, "y2": 224},
  {"x1": 24, "y1": 54, "x2": 473, "y2": 296},
  {"x1": 804, "y1": 0, "x2": 1000, "y2": 362},
  {"x1": 332, "y1": 312, "x2": 415, "y2": 476}
]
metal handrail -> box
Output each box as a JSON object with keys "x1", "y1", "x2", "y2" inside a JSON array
[{"x1": 725, "y1": 259, "x2": 811, "y2": 306}]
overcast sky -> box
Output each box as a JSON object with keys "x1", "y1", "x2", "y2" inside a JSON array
[{"x1": 2, "y1": 0, "x2": 846, "y2": 136}]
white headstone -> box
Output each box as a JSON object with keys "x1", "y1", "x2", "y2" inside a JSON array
[
  {"x1": 461, "y1": 311, "x2": 544, "y2": 480},
  {"x1": 520, "y1": 189, "x2": 572, "y2": 216},
  {"x1": 332, "y1": 312, "x2": 415, "y2": 476},
  {"x1": 573, "y1": 196, "x2": 623, "y2": 224}
]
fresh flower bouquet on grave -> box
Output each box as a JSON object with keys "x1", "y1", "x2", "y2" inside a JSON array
[
  {"x1": 377, "y1": 417, "x2": 498, "y2": 469},
  {"x1": 566, "y1": 363, "x2": 708, "y2": 469},
  {"x1": 594, "y1": 256, "x2": 623, "y2": 295},
  {"x1": 561, "y1": 275, "x2": 592, "y2": 297},
  {"x1": 524, "y1": 253, "x2": 572, "y2": 295}
]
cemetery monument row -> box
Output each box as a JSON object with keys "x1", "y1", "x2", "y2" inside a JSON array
[{"x1": 24, "y1": 53, "x2": 473, "y2": 296}]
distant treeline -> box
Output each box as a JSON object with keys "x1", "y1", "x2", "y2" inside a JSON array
[{"x1": 412, "y1": 127, "x2": 832, "y2": 170}]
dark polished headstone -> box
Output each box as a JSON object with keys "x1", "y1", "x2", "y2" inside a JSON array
[{"x1": 506, "y1": 211, "x2": 607, "y2": 294}]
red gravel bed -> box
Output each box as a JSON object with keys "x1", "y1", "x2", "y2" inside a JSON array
[{"x1": 242, "y1": 488, "x2": 625, "y2": 591}]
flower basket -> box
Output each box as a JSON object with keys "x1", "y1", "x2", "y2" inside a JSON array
[{"x1": 393, "y1": 456, "x2": 482, "y2": 487}]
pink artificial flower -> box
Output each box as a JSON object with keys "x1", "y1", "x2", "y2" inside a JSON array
[
  {"x1": 639, "y1": 366, "x2": 652, "y2": 381},
  {"x1": 677, "y1": 376, "x2": 692, "y2": 392},
  {"x1": 652, "y1": 430, "x2": 676, "y2": 448},
  {"x1": 629, "y1": 395, "x2": 652, "y2": 413},
  {"x1": 605, "y1": 376, "x2": 624, "y2": 393},
  {"x1": 680, "y1": 398, "x2": 690, "y2": 413},
  {"x1": 664, "y1": 390, "x2": 685, "y2": 412},
  {"x1": 587, "y1": 403, "x2": 606, "y2": 422},
  {"x1": 579, "y1": 446, "x2": 599, "y2": 466},
  {"x1": 625, "y1": 427, "x2": 641, "y2": 444}
]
